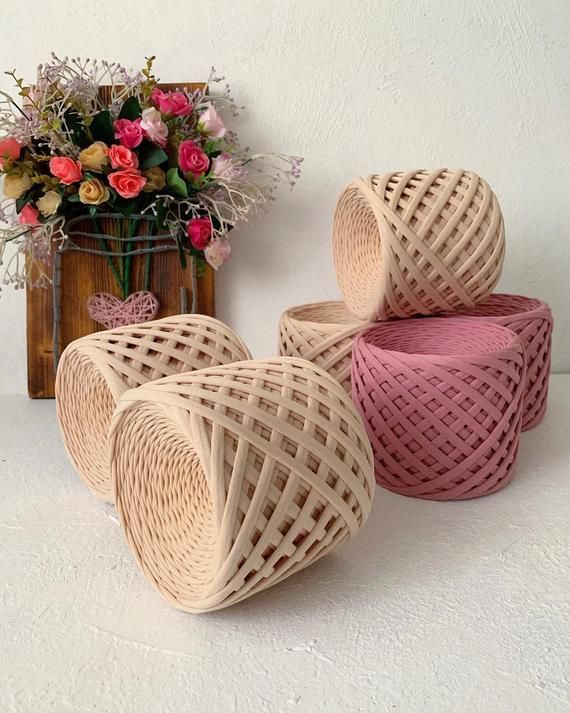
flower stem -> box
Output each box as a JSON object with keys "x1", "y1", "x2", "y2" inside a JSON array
[
  {"x1": 90, "y1": 216, "x2": 123, "y2": 295},
  {"x1": 123, "y1": 217, "x2": 138, "y2": 299}
]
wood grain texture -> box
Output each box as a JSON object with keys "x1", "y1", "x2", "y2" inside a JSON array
[{"x1": 26, "y1": 82, "x2": 214, "y2": 398}]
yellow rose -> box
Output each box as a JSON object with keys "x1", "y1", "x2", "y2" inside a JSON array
[
  {"x1": 143, "y1": 166, "x2": 166, "y2": 192},
  {"x1": 37, "y1": 190, "x2": 62, "y2": 217},
  {"x1": 78, "y1": 178, "x2": 110, "y2": 205},
  {"x1": 3, "y1": 172, "x2": 32, "y2": 199},
  {"x1": 78, "y1": 141, "x2": 108, "y2": 172}
]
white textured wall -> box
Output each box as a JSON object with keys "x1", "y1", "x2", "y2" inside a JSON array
[{"x1": 1, "y1": 0, "x2": 569, "y2": 393}]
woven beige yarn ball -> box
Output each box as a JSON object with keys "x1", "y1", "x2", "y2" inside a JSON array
[
  {"x1": 55, "y1": 314, "x2": 251, "y2": 503},
  {"x1": 278, "y1": 301, "x2": 368, "y2": 392},
  {"x1": 110, "y1": 356, "x2": 375, "y2": 613},
  {"x1": 333, "y1": 169, "x2": 505, "y2": 320}
]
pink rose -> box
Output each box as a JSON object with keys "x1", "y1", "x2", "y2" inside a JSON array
[
  {"x1": 140, "y1": 108, "x2": 168, "y2": 147},
  {"x1": 18, "y1": 203, "x2": 39, "y2": 225},
  {"x1": 108, "y1": 144, "x2": 139, "y2": 170},
  {"x1": 211, "y1": 153, "x2": 246, "y2": 181},
  {"x1": 0, "y1": 137, "x2": 22, "y2": 168},
  {"x1": 186, "y1": 217, "x2": 212, "y2": 250},
  {"x1": 108, "y1": 169, "x2": 147, "y2": 199},
  {"x1": 178, "y1": 140, "x2": 209, "y2": 176},
  {"x1": 151, "y1": 88, "x2": 193, "y2": 117},
  {"x1": 49, "y1": 156, "x2": 83, "y2": 185},
  {"x1": 198, "y1": 104, "x2": 226, "y2": 138},
  {"x1": 205, "y1": 239, "x2": 231, "y2": 270},
  {"x1": 114, "y1": 118, "x2": 143, "y2": 149}
]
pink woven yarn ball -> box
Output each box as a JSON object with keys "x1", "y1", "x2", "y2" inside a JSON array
[
  {"x1": 452, "y1": 294, "x2": 552, "y2": 431},
  {"x1": 351, "y1": 317, "x2": 526, "y2": 500}
]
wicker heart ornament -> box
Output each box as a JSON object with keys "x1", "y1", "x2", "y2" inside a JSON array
[{"x1": 87, "y1": 291, "x2": 160, "y2": 329}]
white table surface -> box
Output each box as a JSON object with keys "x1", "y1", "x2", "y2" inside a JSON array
[{"x1": 1, "y1": 376, "x2": 568, "y2": 713}]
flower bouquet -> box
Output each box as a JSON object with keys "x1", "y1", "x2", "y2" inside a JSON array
[{"x1": 0, "y1": 54, "x2": 302, "y2": 312}]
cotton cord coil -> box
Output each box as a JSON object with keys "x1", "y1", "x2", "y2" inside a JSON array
[
  {"x1": 333, "y1": 169, "x2": 505, "y2": 320},
  {"x1": 110, "y1": 356, "x2": 375, "y2": 613},
  {"x1": 453, "y1": 294, "x2": 552, "y2": 430},
  {"x1": 352, "y1": 318, "x2": 526, "y2": 500},
  {"x1": 56, "y1": 314, "x2": 251, "y2": 502},
  {"x1": 278, "y1": 301, "x2": 368, "y2": 392}
]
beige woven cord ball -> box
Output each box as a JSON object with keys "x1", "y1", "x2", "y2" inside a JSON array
[
  {"x1": 333, "y1": 169, "x2": 506, "y2": 320},
  {"x1": 278, "y1": 301, "x2": 368, "y2": 392},
  {"x1": 56, "y1": 314, "x2": 251, "y2": 503},
  {"x1": 110, "y1": 356, "x2": 375, "y2": 613}
]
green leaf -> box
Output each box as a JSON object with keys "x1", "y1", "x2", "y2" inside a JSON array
[
  {"x1": 138, "y1": 143, "x2": 168, "y2": 170},
  {"x1": 119, "y1": 96, "x2": 142, "y2": 121},
  {"x1": 67, "y1": 193, "x2": 81, "y2": 203},
  {"x1": 116, "y1": 199, "x2": 136, "y2": 217},
  {"x1": 166, "y1": 168, "x2": 188, "y2": 197},
  {"x1": 15, "y1": 195, "x2": 29, "y2": 213},
  {"x1": 156, "y1": 200, "x2": 168, "y2": 230},
  {"x1": 63, "y1": 109, "x2": 88, "y2": 147},
  {"x1": 90, "y1": 110, "x2": 114, "y2": 144},
  {"x1": 203, "y1": 139, "x2": 226, "y2": 156}
]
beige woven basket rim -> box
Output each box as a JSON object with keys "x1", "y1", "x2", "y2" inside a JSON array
[{"x1": 281, "y1": 300, "x2": 367, "y2": 328}]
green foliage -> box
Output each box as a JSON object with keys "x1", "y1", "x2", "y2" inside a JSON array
[
  {"x1": 116, "y1": 198, "x2": 136, "y2": 217},
  {"x1": 202, "y1": 138, "x2": 226, "y2": 157},
  {"x1": 167, "y1": 168, "x2": 188, "y2": 197},
  {"x1": 90, "y1": 110, "x2": 114, "y2": 144},
  {"x1": 138, "y1": 142, "x2": 168, "y2": 170},
  {"x1": 119, "y1": 96, "x2": 142, "y2": 121},
  {"x1": 63, "y1": 109, "x2": 88, "y2": 148}
]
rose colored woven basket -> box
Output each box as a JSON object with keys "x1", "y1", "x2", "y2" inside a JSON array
[
  {"x1": 333, "y1": 169, "x2": 505, "y2": 321},
  {"x1": 278, "y1": 301, "x2": 368, "y2": 392},
  {"x1": 110, "y1": 356, "x2": 375, "y2": 613},
  {"x1": 55, "y1": 314, "x2": 251, "y2": 503},
  {"x1": 352, "y1": 318, "x2": 526, "y2": 500},
  {"x1": 452, "y1": 294, "x2": 553, "y2": 431}
]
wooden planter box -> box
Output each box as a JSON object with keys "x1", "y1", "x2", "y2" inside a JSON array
[
  {"x1": 26, "y1": 234, "x2": 215, "y2": 398},
  {"x1": 26, "y1": 82, "x2": 215, "y2": 398}
]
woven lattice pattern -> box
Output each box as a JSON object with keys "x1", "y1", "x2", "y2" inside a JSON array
[
  {"x1": 110, "y1": 356, "x2": 375, "y2": 613},
  {"x1": 56, "y1": 314, "x2": 251, "y2": 502},
  {"x1": 352, "y1": 318, "x2": 526, "y2": 500},
  {"x1": 333, "y1": 169, "x2": 505, "y2": 320},
  {"x1": 452, "y1": 294, "x2": 553, "y2": 430},
  {"x1": 278, "y1": 301, "x2": 368, "y2": 392}
]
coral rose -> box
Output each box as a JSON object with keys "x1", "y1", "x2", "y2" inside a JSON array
[
  {"x1": 3, "y1": 173, "x2": 32, "y2": 199},
  {"x1": 108, "y1": 169, "x2": 146, "y2": 199},
  {"x1": 78, "y1": 141, "x2": 108, "y2": 172},
  {"x1": 178, "y1": 140, "x2": 209, "y2": 177},
  {"x1": 151, "y1": 88, "x2": 193, "y2": 117},
  {"x1": 79, "y1": 178, "x2": 110, "y2": 205},
  {"x1": 37, "y1": 190, "x2": 62, "y2": 216},
  {"x1": 0, "y1": 137, "x2": 23, "y2": 168},
  {"x1": 108, "y1": 144, "x2": 139, "y2": 170},
  {"x1": 114, "y1": 118, "x2": 143, "y2": 149},
  {"x1": 49, "y1": 157, "x2": 82, "y2": 185},
  {"x1": 186, "y1": 217, "x2": 212, "y2": 250},
  {"x1": 142, "y1": 166, "x2": 166, "y2": 192},
  {"x1": 18, "y1": 203, "x2": 39, "y2": 225}
]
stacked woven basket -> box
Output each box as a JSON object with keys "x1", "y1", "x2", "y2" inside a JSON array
[
  {"x1": 280, "y1": 169, "x2": 553, "y2": 499},
  {"x1": 56, "y1": 168, "x2": 552, "y2": 614}
]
